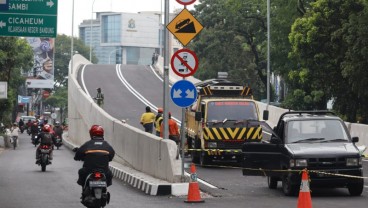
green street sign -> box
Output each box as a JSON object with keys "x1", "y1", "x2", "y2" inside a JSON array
[{"x1": 0, "y1": 0, "x2": 58, "y2": 37}]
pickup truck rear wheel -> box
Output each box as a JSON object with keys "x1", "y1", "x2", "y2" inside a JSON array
[
  {"x1": 267, "y1": 176, "x2": 278, "y2": 189},
  {"x1": 282, "y1": 176, "x2": 298, "y2": 196},
  {"x1": 347, "y1": 180, "x2": 364, "y2": 196}
]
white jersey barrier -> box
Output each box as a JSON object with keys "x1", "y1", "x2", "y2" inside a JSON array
[{"x1": 68, "y1": 55, "x2": 181, "y2": 183}]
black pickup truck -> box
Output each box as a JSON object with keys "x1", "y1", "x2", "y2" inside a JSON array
[{"x1": 242, "y1": 111, "x2": 364, "y2": 196}]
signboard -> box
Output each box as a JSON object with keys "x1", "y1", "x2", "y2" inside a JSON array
[
  {"x1": 171, "y1": 80, "x2": 197, "y2": 108},
  {"x1": 0, "y1": 81, "x2": 7, "y2": 99},
  {"x1": 0, "y1": 0, "x2": 58, "y2": 37},
  {"x1": 18, "y1": 95, "x2": 31, "y2": 104},
  {"x1": 26, "y1": 37, "x2": 55, "y2": 89},
  {"x1": 167, "y1": 8, "x2": 203, "y2": 46},
  {"x1": 171, "y1": 48, "x2": 198, "y2": 77},
  {"x1": 176, "y1": 0, "x2": 196, "y2": 5}
]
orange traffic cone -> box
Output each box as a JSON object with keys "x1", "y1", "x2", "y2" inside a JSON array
[
  {"x1": 297, "y1": 169, "x2": 312, "y2": 208},
  {"x1": 185, "y1": 163, "x2": 205, "y2": 203}
]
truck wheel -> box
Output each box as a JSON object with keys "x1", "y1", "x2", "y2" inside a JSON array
[
  {"x1": 267, "y1": 176, "x2": 278, "y2": 189},
  {"x1": 348, "y1": 180, "x2": 364, "y2": 196},
  {"x1": 282, "y1": 176, "x2": 298, "y2": 196}
]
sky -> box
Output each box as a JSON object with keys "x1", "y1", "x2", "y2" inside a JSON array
[{"x1": 57, "y1": 0, "x2": 197, "y2": 37}]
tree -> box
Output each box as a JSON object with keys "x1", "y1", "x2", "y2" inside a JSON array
[
  {"x1": 288, "y1": 0, "x2": 366, "y2": 121},
  {"x1": 191, "y1": 0, "x2": 270, "y2": 99},
  {"x1": 0, "y1": 37, "x2": 33, "y2": 124},
  {"x1": 53, "y1": 34, "x2": 97, "y2": 90}
]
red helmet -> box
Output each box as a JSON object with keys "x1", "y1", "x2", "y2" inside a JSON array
[
  {"x1": 89, "y1": 125, "x2": 104, "y2": 137},
  {"x1": 158, "y1": 108, "x2": 163, "y2": 113},
  {"x1": 43, "y1": 124, "x2": 51, "y2": 132}
]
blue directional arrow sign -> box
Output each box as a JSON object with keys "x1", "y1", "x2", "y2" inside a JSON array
[{"x1": 171, "y1": 80, "x2": 197, "y2": 108}]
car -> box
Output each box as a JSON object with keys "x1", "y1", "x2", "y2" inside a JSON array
[
  {"x1": 241, "y1": 111, "x2": 364, "y2": 196},
  {"x1": 20, "y1": 116, "x2": 37, "y2": 122}
]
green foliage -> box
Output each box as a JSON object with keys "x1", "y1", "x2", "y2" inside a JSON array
[
  {"x1": 191, "y1": 0, "x2": 269, "y2": 99},
  {"x1": 0, "y1": 37, "x2": 33, "y2": 124},
  {"x1": 54, "y1": 34, "x2": 97, "y2": 90},
  {"x1": 288, "y1": 0, "x2": 367, "y2": 122},
  {"x1": 43, "y1": 87, "x2": 67, "y2": 107}
]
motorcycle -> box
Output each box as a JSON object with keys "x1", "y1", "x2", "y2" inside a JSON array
[
  {"x1": 19, "y1": 125, "x2": 25, "y2": 134},
  {"x1": 73, "y1": 147, "x2": 110, "y2": 208},
  {"x1": 81, "y1": 170, "x2": 110, "y2": 208},
  {"x1": 11, "y1": 136, "x2": 18, "y2": 150},
  {"x1": 37, "y1": 144, "x2": 52, "y2": 172},
  {"x1": 32, "y1": 134, "x2": 39, "y2": 147},
  {"x1": 54, "y1": 135, "x2": 63, "y2": 150},
  {"x1": 26, "y1": 127, "x2": 31, "y2": 135}
]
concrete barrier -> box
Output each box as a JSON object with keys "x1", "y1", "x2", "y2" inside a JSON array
[{"x1": 68, "y1": 55, "x2": 182, "y2": 183}]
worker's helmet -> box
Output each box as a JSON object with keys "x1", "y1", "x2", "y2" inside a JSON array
[
  {"x1": 55, "y1": 121, "x2": 60, "y2": 126},
  {"x1": 89, "y1": 125, "x2": 104, "y2": 137},
  {"x1": 42, "y1": 124, "x2": 51, "y2": 132},
  {"x1": 158, "y1": 108, "x2": 163, "y2": 113}
]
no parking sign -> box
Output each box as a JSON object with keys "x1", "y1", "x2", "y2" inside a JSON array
[{"x1": 171, "y1": 48, "x2": 198, "y2": 78}]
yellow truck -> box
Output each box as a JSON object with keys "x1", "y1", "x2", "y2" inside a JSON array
[{"x1": 185, "y1": 79, "x2": 268, "y2": 165}]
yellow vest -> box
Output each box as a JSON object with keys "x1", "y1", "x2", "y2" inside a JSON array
[{"x1": 155, "y1": 116, "x2": 163, "y2": 132}]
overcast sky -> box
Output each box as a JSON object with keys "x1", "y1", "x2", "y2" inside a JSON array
[{"x1": 57, "y1": 0, "x2": 197, "y2": 36}]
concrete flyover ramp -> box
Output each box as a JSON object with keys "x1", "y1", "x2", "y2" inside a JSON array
[{"x1": 67, "y1": 55, "x2": 183, "y2": 193}]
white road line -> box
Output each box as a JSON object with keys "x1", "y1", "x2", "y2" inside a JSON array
[
  {"x1": 184, "y1": 172, "x2": 218, "y2": 189},
  {"x1": 116, "y1": 64, "x2": 181, "y2": 124},
  {"x1": 80, "y1": 64, "x2": 91, "y2": 97}
]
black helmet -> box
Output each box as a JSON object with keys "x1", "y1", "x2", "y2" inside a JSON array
[{"x1": 145, "y1": 106, "x2": 150, "y2": 112}]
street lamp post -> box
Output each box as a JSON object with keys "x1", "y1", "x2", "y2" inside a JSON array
[{"x1": 90, "y1": 0, "x2": 96, "y2": 63}]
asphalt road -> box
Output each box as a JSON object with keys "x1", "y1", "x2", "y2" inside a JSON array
[
  {"x1": 1, "y1": 133, "x2": 367, "y2": 208},
  {"x1": 72, "y1": 63, "x2": 368, "y2": 207}
]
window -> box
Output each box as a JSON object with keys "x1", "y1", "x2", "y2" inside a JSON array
[
  {"x1": 206, "y1": 101, "x2": 258, "y2": 122},
  {"x1": 101, "y1": 15, "x2": 121, "y2": 43},
  {"x1": 286, "y1": 119, "x2": 349, "y2": 143}
]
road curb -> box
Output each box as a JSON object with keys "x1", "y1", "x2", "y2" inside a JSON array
[{"x1": 62, "y1": 132, "x2": 189, "y2": 196}]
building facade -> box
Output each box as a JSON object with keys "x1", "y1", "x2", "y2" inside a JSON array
[{"x1": 79, "y1": 11, "x2": 181, "y2": 65}]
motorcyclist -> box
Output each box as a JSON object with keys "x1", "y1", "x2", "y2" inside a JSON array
[
  {"x1": 18, "y1": 119, "x2": 24, "y2": 133},
  {"x1": 53, "y1": 121, "x2": 63, "y2": 140},
  {"x1": 74, "y1": 125, "x2": 115, "y2": 188},
  {"x1": 35, "y1": 124, "x2": 57, "y2": 164},
  {"x1": 30, "y1": 120, "x2": 39, "y2": 142},
  {"x1": 26, "y1": 119, "x2": 32, "y2": 134}
]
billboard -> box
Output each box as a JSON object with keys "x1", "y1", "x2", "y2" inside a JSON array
[{"x1": 25, "y1": 37, "x2": 54, "y2": 89}]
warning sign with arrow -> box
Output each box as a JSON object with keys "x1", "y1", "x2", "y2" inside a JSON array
[{"x1": 167, "y1": 8, "x2": 203, "y2": 46}]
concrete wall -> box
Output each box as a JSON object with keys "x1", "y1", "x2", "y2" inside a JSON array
[{"x1": 68, "y1": 55, "x2": 182, "y2": 183}]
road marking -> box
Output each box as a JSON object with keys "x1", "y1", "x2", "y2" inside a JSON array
[
  {"x1": 184, "y1": 172, "x2": 218, "y2": 189},
  {"x1": 116, "y1": 64, "x2": 181, "y2": 124},
  {"x1": 80, "y1": 64, "x2": 91, "y2": 97}
]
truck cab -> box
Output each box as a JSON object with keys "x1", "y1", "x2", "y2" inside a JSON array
[
  {"x1": 242, "y1": 111, "x2": 364, "y2": 196},
  {"x1": 186, "y1": 79, "x2": 266, "y2": 166}
]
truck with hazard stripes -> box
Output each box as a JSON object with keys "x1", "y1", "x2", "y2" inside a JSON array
[{"x1": 185, "y1": 79, "x2": 268, "y2": 166}]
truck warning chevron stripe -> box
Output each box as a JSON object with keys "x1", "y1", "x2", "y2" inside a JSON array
[{"x1": 203, "y1": 127, "x2": 262, "y2": 141}]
